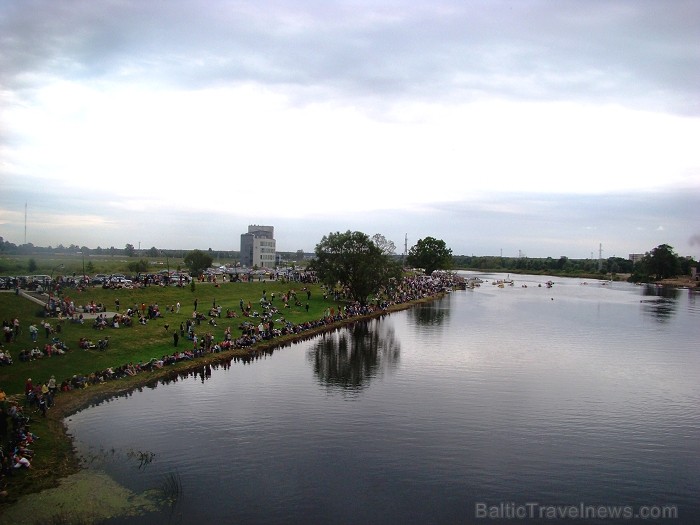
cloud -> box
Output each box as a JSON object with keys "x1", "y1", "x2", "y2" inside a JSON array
[
  {"x1": 2, "y1": 1, "x2": 699, "y2": 114},
  {"x1": 1, "y1": 1, "x2": 699, "y2": 260}
]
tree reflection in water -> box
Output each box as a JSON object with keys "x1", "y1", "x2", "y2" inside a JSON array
[
  {"x1": 308, "y1": 318, "x2": 400, "y2": 392},
  {"x1": 640, "y1": 284, "x2": 680, "y2": 322},
  {"x1": 406, "y1": 296, "x2": 450, "y2": 327}
]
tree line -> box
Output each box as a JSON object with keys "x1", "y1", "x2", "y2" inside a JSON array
[
  {"x1": 453, "y1": 244, "x2": 696, "y2": 281},
  {"x1": 2, "y1": 234, "x2": 695, "y2": 291}
]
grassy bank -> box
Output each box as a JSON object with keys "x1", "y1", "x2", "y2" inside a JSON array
[
  {"x1": 0, "y1": 279, "x2": 327, "y2": 505},
  {"x1": 0, "y1": 279, "x2": 442, "y2": 511},
  {"x1": 0, "y1": 279, "x2": 332, "y2": 395}
]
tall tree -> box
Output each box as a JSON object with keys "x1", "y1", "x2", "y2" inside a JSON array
[
  {"x1": 124, "y1": 243, "x2": 136, "y2": 257},
  {"x1": 311, "y1": 231, "x2": 402, "y2": 305},
  {"x1": 371, "y1": 234, "x2": 396, "y2": 255},
  {"x1": 184, "y1": 249, "x2": 213, "y2": 277},
  {"x1": 406, "y1": 237, "x2": 453, "y2": 275},
  {"x1": 641, "y1": 244, "x2": 681, "y2": 280}
]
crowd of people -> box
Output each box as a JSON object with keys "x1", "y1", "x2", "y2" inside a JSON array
[
  {"x1": 0, "y1": 375, "x2": 57, "y2": 488},
  {"x1": 46, "y1": 273, "x2": 458, "y2": 393},
  {"x1": 0, "y1": 401, "x2": 39, "y2": 479},
  {"x1": 0, "y1": 272, "x2": 459, "y2": 497}
]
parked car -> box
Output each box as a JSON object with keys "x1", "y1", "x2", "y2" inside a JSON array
[
  {"x1": 107, "y1": 276, "x2": 133, "y2": 288},
  {"x1": 92, "y1": 274, "x2": 108, "y2": 285}
]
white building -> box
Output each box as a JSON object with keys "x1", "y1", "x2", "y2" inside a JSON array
[{"x1": 240, "y1": 225, "x2": 276, "y2": 268}]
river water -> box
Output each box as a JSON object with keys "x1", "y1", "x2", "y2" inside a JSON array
[{"x1": 65, "y1": 273, "x2": 700, "y2": 524}]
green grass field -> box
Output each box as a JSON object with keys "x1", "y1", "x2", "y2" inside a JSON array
[
  {"x1": 0, "y1": 279, "x2": 333, "y2": 397},
  {"x1": 0, "y1": 276, "x2": 354, "y2": 506},
  {"x1": 0, "y1": 254, "x2": 436, "y2": 508}
]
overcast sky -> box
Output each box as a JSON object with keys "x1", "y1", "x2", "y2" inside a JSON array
[{"x1": 1, "y1": 0, "x2": 698, "y2": 259}]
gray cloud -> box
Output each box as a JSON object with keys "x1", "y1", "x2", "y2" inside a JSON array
[
  {"x1": 1, "y1": 1, "x2": 698, "y2": 259},
  {"x1": 2, "y1": 0, "x2": 699, "y2": 114}
]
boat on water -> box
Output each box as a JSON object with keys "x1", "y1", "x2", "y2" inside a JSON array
[{"x1": 492, "y1": 275, "x2": 515, "y2": 287}]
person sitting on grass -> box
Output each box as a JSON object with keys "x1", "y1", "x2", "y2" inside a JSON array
[
  {"x1": 12, "y1": 452, "x2": 31, "y2": 469},
  {"x1": 79, "y1": 338, "x2": 96, "y2": 350},
  {"x1": 0, "y1": 349, "x2": 12, "y2": 365},
  {"x1": 70, "y1": 375, "x2": 87, "y2": 389}
]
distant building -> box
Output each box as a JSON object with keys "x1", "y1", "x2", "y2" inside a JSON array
[
  {"x1": 629, "y1": 253, "x2": 645, "y2": 264},
  {"x1": 240, "y1": 225, "x2": 276, "y2": 268}
]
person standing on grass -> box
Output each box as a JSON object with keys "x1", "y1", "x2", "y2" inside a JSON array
[
  {"x1": 24, "y1": 378, "x2": 33, "y2": 400},
  {"x1": 13, "y1": 318, "x2": 20, "y2": 341},
  {"x1": 41, "y1": 382, "x2": 52, "y2": 407},
  {"x1": 29, "y1": 323, "x2": 38, "y2": 342},
  {"x1": 48, "y1": 375, "x2": 57, "y2": 396}
]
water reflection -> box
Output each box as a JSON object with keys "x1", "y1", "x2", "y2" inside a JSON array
[
  {"x1": 62, "y1": 274, "x2": 700, "y2": 525},
  {"x1": 406, "y1": 296, "x2": 450, "y2": 326},
  {"x1": 640, "y1": 284, "x2": 679, "y2": 322},
  {"x1": 308, "y1": 319, "x2": 400, "y2": 392},
  {"x1": 75, "y1": 360, "x2": 240, "y2": 411}
]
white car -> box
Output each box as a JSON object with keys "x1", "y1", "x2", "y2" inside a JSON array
[{"x1": 109, "y1": 276, "x2": 133, "y2": 288}]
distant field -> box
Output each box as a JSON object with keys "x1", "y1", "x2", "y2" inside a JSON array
[{"x1": 0, "y1": 253, "x2": 187, "y2": 278}]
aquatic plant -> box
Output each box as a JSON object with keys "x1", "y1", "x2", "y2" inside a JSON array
[
  {"x1": 161, "y1": 470, "x2": 183, "y2": 502},
  {"x1": 126, "y1": 449, "x2": 156, "y2": 469}
]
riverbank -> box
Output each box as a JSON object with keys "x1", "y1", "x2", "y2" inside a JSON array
[
  {"x1": 0, "y1": 292, "x2": 444, "y2": 521},
  {"x1": 458, "y1": 267, "x2": 700, "y2": 289},
  {"x1": 657, "y1": 276, "x2": 699, "y2": 288}
]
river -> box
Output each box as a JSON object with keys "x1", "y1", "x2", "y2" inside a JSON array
[{"x1": 63, "y1": 272, "x2": 700, "y2": 524}]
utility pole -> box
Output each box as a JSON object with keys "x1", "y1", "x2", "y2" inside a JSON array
[
  {"x1": 598, "y1": 243, "x2": 603, "y2": 271},
  {"x1": 403, "y1": 234, "x2": 408, "y2": 265}
]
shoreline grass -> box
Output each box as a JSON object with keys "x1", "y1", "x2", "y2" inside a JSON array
[{"x1": 0, "y1": 279, "x2": 443, "y2": 510}]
